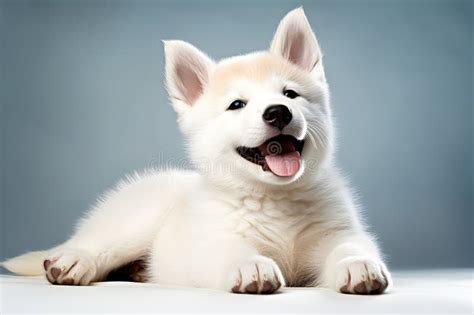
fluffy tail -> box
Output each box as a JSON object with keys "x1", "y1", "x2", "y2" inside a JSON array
[{"x1": 1, "y1": 249, "x2": 53, "y2": 276}]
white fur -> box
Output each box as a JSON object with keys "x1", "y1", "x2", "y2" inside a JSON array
[{"x1": 2, "y1": 8, "x2": 391, "y2": 294}]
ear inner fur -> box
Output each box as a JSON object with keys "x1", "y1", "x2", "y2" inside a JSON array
[
  {"x1": 164, "y1": 40, "x2": 215, "y2": 109},
  {"x1": 270, "y1": 8, "x2": 321, "y2": 72}
]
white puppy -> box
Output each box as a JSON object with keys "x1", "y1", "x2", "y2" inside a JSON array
[{"x1": 3, "y1": 8, "x2": 391, "y2": 295}]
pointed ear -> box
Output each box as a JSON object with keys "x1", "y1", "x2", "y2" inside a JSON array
[
  {"x1": 164, "y1": 40, "x2": 215, "y2": 114},
  {"x1": 270, "y1": 8, "x2": 323, "y2": 73}
]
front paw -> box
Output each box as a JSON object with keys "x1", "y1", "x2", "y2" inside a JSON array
[
  {"x1": 334, "y1": 257, "x2": 391, "y2": 295},
  {"x1": 227, "y1": 256, "x2": 285, "y2": 294}
]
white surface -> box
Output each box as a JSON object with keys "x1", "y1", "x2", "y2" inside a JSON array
[{"x1": 1, "y1": 269, "x2": 472, "y2": 314}]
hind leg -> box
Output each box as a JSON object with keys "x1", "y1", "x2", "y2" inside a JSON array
[
  {"x1": 42, "y1": 172, "x2": 194, "y2": 285},
  {"x1": 3, "y1": 171, "x2": 196, "y2": 285},
  {"x1": 43, "y1": 249, "x2": 97, "y2": 285},
  {"x1": 44, "y1": 251, "x2": 148, "y2": 285}
]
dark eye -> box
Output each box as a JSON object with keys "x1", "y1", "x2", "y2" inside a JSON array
[
  {"x1": 283, "y1": 89, "x2": 299, "y2": 99},
  {"x1": 227, "y1": 100, "x2": 246, "y2": 110}
]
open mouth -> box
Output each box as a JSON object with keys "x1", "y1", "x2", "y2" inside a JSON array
[{"x1": 236, "y1": 134, "x2": 305, "y2": 177}]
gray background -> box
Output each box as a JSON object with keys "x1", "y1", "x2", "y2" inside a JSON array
[{"x1": 0, "y1": 0, "x2": 472, "y2": 269}]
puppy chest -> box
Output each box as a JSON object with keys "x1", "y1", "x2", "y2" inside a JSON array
[
  {"x1": 234, "y1": 195, "x2": 312, "y2": 235},
  {"x1": 232, "y1": 195, "x2": 313, "y2": 282}
]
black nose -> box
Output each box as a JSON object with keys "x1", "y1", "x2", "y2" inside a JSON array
[{"x1": 262, "y1": 105, "x2": 292, "y2": 130}]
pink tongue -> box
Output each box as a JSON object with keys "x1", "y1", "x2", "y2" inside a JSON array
[{"x1": 265, "y1": 151, "x2": 301, "y2": 177}]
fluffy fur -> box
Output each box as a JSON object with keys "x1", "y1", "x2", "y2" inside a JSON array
[{"x1": 2, "y1": 8, "x2": 391, "y2": 294}]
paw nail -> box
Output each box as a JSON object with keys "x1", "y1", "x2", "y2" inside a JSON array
[
  {"x1": 371, "y1": 279, "x2": 382, "y2": 292},
  {"x1": 261, "y1": 280, "x2": 273, "y2": 294},
  {"x1": 232, "y1": 284, "x2": 241, "y2": 293},
  {"x1": 50, "y1": 267, "x2": 61, "y2": 279},
  {"x1": 340, "y1": 284, "x2": 350, "y2": 294},
  {"x1": 62, "y1": 278, "x2": 74, "y2": 285},
  {"x1": 274, "y1": 280, "x2": 281, "y2": 291},
  {"x1": 354, "y1": 282, "x2": 368, "y2": 294},
  {"x1": 245, "y1": 281, "x2": 258, "y2": 294},
  {"x1": 43, "y1": 260, "x2": 51, "y2": 270},
  {"x1": 46, "y1": 273, "x2": 56, "y2": 284}
]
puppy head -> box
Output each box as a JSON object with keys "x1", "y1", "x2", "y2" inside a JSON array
[{"x1": 164, "y1": 8, "x2": 333, "y2": 187}]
